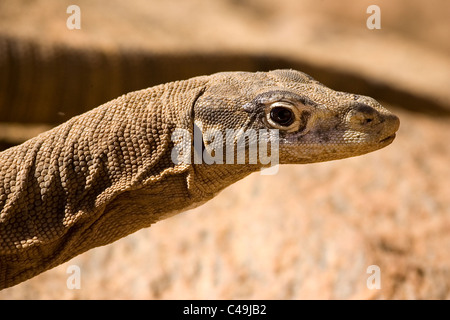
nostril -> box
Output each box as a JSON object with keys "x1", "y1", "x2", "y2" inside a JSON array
[
  {"x1": 347, "y1": 103, "x2": 380, "y2": 127},
  {"x1": 364, "y1": 117, "x2": 373, "y2": 124}
]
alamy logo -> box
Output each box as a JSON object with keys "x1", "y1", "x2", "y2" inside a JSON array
[
  {"x1": 366, "y1": 265, "x2": 381, "y2": 290},
  {"x1": 171, "y1": 125, "x2": 280, "y2": 175},
  {"x1": 66, "y1": 265, "x2": 81, "y2": 289},
  {"x1": 66, "y1": 5, "x2": 81, "y2": 30},
  {"x1": 366, "y1": 5, "x2": 381, "y2": 30}
]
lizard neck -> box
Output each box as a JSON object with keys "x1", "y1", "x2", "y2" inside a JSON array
[{"x1": 188, "y1": 163, "x2": 260, "y2": 198}]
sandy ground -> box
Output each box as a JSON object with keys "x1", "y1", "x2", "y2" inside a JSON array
[{"x1": 0, "y1": 0, "x2": 449, "y2": 299}]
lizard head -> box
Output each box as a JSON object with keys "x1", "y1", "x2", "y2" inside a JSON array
[{"x1": 192, "y1": 69, "x2": 400, "y2": 167}]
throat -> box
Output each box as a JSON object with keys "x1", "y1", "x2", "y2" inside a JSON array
[{"x1": 189, "y1": 163, "x2": 260, "y2": 196}]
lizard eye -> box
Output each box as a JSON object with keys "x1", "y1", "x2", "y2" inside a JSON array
[
  {"x1": 265, "y1": 102, "x2": 301, "y2": 132},
  {"x1": 270, "y1": 107, "x2": 294, "y2": 126}
]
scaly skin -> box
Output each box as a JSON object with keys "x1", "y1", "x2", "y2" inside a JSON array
[{"x1": 0, "y1": 70, "x2": 399, "y2": 289}]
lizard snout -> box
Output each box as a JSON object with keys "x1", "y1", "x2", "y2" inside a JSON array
[
  {"x1": 347, "y1": 103, "x2": 382, "y2": 129},
  {"x1": 346, "y1": 103, "x2": 400, "y2": 134}
]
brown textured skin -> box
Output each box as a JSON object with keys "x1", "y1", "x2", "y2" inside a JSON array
[{"x1": 0, "y1": 70, "x2": 399, "y2": 289}]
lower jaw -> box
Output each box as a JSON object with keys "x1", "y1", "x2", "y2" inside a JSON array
[{"x1": 379, "y1": 133, "x2": 396, "y2": 144}]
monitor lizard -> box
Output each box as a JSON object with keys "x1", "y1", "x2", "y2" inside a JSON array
[{"x1": 0, "y1": 69, "x2": 399, "y2": 289}]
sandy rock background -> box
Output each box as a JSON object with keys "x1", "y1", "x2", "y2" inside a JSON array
[{"x1": 0, "y1": 0, "x2": 449, "y2": 299}]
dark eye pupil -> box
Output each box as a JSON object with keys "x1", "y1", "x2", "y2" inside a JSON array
[{"x1": 270, "y1": 107, "x2": 294, "y2": 126}]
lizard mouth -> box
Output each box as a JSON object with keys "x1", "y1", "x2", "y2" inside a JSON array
[{"x1": 379, "y1": 133, "x2": 396, "y2": 144}]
